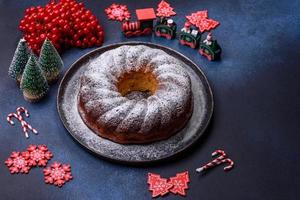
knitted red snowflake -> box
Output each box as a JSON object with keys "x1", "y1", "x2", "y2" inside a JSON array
[
  {"x1": 44, "y1": 162, "x2": 73, "y2": 187},
  {"x1": 105, "y1": 4, "x2": 131, "y2": 21},
  {"x1": 148, "y1": 173, "x2": 173, "y2": 197},
  {"x1": 5, "y1": 151, "x2": 31, "y2": 174},
  {"x1": 156, "y1": 0, "x2": 176, "y2": 17},
  {"x1": 169, "y1": 171, "x2": 190, "y2": 196},
  {"x1": 24, "y1": 144, "x2": 53, "y2": 167}
]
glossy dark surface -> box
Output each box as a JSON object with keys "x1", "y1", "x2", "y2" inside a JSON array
[{"x1": 0, "y1": 0, "x2": 299, "y2": 199}]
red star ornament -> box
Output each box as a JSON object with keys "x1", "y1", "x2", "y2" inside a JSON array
[
  {"x1": 148, "y1": 173, "x2": 173, "y2": 197},
  {"x1": 169, "y1": 171, "x2": 190, "y2": 196},
  {"x1": 44, "y1": 162, "x2": 73, "y2": 187},
  {"x1": 25, "y1": 144, "x2": 53, "y2": 167},
  {"x1": 5, "y1": 151, "x2": 31, "y2": 174}
]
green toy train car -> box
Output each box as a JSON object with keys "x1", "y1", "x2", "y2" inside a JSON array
[
  {"x1": 178, "y1": 27, "x2": 201, "y2": 49},
  {"x1": 154, "y1": 19, "x2": 177, "y2": 40},
  {"x1": 199, "y1": 40, "x2": 222, "y2": 61}
]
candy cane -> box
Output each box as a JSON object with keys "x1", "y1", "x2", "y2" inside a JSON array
[
  {"x1": 6, "y1": 107, "x2": 38, "y2": 139},
  {"x1": 217, "y1": 158, "x2": 234, "y2": 171},
  {"x1": 212, "y1": 149, "x2": 227, "y2": 161},
  {"x1": 196, "y1": 149, "x2": 227, "y2": 172},
  {"x1": 7, "y1": 112, "x2": 29, "y2": 138},
  {"x1": 196, "y1": 149, "x2": 234, "y2": 173},
  {"x1": 6, "y1": 113, "x2": 19, "y2": 125},
  {"x1": 196, "y1": 159, "x2": 221, "y2": 172},
  {"x1": 16, "y1": 107, "x2": 29, "y2": 118},
  {"x1": 22, "y1": 121, "x2": 38, "y2": 134},
  {"x1": 21, "y1": 121, "x2": 29, "y2": 138}
]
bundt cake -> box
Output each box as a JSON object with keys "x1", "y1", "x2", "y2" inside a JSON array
[{"x1": 78, "y1": 45, "x2": 193, "y2": 144}]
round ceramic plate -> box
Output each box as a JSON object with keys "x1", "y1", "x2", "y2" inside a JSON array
[{"x1": 57, "y1": 42, "x2": 213, "y2": 164}]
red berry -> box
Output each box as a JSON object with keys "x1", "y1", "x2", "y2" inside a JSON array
[
  {"x1": 28, "y1": 26, "x2": 35, "y2": 32},
  {"x1": 90, "y1": 20, "x2": 97, "y2": 27},
  {"x1": 83, "y1": 28, "x2": 89, "y2": 34},
  {"x1": 76, "y1": 40, "x2": 81, "y2": 47},
  {"x1": 52, "y1": 27, "x2": 59, "y2": 34},
  {"x1": 40, "y1": 33, "x2": 46, "y2": 40},
  {"x1": 35, "y1": 23, "x2": 42, "y2": 30},
  {"x1": 77, "y1": 29, "x2": 83, "y2": 36},
  {"x1": 44, "y1": 16, "x2": 49, "y2": 22},
  {"x1": 81, "y1": 14, "x2": 86, "y2": 20},
  {"x1": 95, "y1": 40, "x2": 102, "y2": 46},
  {"x1": 90, "y1": 37, "x2": 96, "y2": 44},
  {"x1": 73, "y1": 34, "x2": 79, "y2": 40},
  {"x1": 46, "y1": 23, "x2": 54, "y2": 30},
  {"x1": 51, "y1": 34, "x2": 59, "y2": 42}
]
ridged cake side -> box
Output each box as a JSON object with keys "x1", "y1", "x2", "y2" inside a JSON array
[{"x1": 78, "y1": 45, "x2": 193, "y2": 144}]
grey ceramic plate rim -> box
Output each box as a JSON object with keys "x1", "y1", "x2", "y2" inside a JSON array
[{"x1": 57, "y1": 41, "x2": 214, "y2": 165}]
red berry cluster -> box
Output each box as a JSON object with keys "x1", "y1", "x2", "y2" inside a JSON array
[{"x1": 19, "y1": 0, "x2": 104, "y2": 54}]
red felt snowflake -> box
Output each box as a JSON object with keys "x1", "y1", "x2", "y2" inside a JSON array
[
  {"x1": 25, "y1": 144, "x2": 53, "y2": 167},
  {"x1": 186, "y1": 10, "x2": 219, "y2": 32},
  {"x1": 5, "y1": 151, "x2": 31, "y2": 174},
  {"x1": 156, "y1": 0, "x2": 176, "y2": 17},
  {"x1": 169, "y1": 171, "x2": 190, "y2": 196},
  {"x1": 44, "y1": 162, "x2": 73, "y2": 187},
  {"x1": 148, "y1": 173, "x2": 173, "y2": 198},
  {"x1": 105, "y1": 3, "x2": 131, "y2": 21}
]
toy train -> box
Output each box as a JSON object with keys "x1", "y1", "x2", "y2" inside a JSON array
[
  {"x1": 121, "y1": 8, "x2": 156, "y2": 37},
  {"x1": 121, "y1": 8, "x2": 177, "y2": 40},
  {"x1": 118, "y1": 8, "x2": 221, "y2": 61},
  {"x1": 178, "y1": 25, "x2": 222, "y2": 61}
]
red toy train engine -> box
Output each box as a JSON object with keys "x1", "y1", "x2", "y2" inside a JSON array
[{"x1": 122, "y1": 8, "x2": 156, "y2": 37}]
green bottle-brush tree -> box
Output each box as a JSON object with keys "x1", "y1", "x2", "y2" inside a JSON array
[
  {"x1": 8, "y1": 38, "x2": 30, "y2": 85},
  {"x1": 20, "y1": 55, "x2": 49, "y2": 102},
  {"x1": 39, "y1": 38, "x2": 63, "y2": 84}
]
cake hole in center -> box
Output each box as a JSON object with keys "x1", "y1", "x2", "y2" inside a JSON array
[{"x1": 117, "y1": 70, "x2": 158, "y2": 99}]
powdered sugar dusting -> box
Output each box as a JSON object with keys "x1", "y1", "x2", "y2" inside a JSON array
[{"x1": 80, "y1": 45, "x2": 192, "y2": 134}]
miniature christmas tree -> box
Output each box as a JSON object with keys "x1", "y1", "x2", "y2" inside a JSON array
[
  {"x1": 39, "y1": 38, "x2": 63, "y2": 84},
  {"x1": 8, "y1": 38, "x2": 30, "y2": 85},
  {"x1": 20, "y1": 56, "x2": 49, "y2": 102}
]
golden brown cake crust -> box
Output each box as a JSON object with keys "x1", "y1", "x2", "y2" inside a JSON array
[{"x1": 78, "y1": 95, "x2": 193, "y2": 144}]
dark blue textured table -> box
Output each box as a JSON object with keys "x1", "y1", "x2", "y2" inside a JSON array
[{"x1": 0, "y1": 0, "x2": 299, "y2": 199}]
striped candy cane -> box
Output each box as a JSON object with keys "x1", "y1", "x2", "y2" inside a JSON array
[
  {"x1": 20, "y1": 120, "x2": 38, "y2": 138},
  {"x1": 6, "y1": 107, "x2": 38, "y2": 139},
  {"x1": 212, "y1": 149, "x2": 227, "y2": 161},
  {"x1": 196, "y1": 149, "x2": 234, "y2": 172},
  {"x1": 16, "y1": 107, "x2": 30, "y2": 117},
  {"x1": 216, "y1": 158, "x2": 234, "y2": 171},
  {"x1": 6, "y1": 113, "x2": 19, "y2": 125}
]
